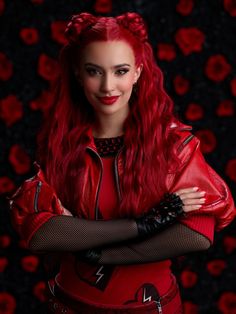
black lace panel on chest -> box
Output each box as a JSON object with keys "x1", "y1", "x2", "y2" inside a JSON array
[{"x1": 94, "y1": 136, "x2": 124, "y2": 157}]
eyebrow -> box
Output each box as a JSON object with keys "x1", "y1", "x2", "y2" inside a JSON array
[{"x1": 84, "y1": 63, "x2": 131, "y2": 69}]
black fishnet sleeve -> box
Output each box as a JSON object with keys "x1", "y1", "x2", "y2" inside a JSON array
[
  {"x1": 98, "y1": 222, "x2": 212, "y2": 265},
  {"x1": 29, "y1": 216, "x2": 137, "y2": 252}
]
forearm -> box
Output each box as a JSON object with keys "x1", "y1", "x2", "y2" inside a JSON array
[
  {"x1": 98, "y1": 223, "x2": 211, "y2": 265},
  {"x1": 29, "y1": 215, "x2": 137, "y2": 252},
  {"x1": 29, "y1": 193, "x2": 184, "y2": 253}
]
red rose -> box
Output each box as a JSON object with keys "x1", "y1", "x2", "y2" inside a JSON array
[
  {"x1": 8, "y1": 144, "x2": 31, "y2": 175},
  {"x1": 207, "y1": 259, "x2": 227, "y2": 276},
  {"x1": 225, "y1": 158, "x2": 236, "y2": 182},
  {"x1": 224, "y1": 0, "x2": 236, "y2": 17},
  {"x1": 0, "y1": 292, "x2": 16, "y2": 314},
  {"x1": 180, "y1": 269, "x2": 198, "y2": 288},
  {"x1": 223, "y1": 236, "x2": 236, "y2": 254},
  {"x1": 33, "y1": 281, "x2": 47, "y2": 302},
  {"x1": 175, "y1": 27, "x2": 205, "y2": 55},
  {"x1": 0, "y1": 0, "x2": 5, "y2": 15},
  {"x1": 30, "y1": 89, "x2": 53, "y2": 115},
  {"x1": 176, "y1": 0, "x2": 194, "y2": 16},
  {"x1": 0, "y1": 52, "x2": 13, "y2": 81},
  {"x1": 51, "y1": 21, "x2": 68, "y2": 45},
  {"x1": 157, "y1": 43, "x2": 176, "y2": 61},
  {"x1": 173, "y1": 75, "x2": 190, "y2": 95},
  {"x1": 21, "y1": 255, "x2": 39, "y2": 272},
  {"x1": 216, "y1": 100, "x2": 235, "y2": 117},
  {"x1": 19, "y1": 27, "x2": 39, "y2": 45},
  {"x1": 0, "y1": 177, "x2": 15, "y2": 194},
  {"x1": 183, "y1": 301, "x2": 199, "y2": 314},
  {"x1": 205, "y1": 54, "x2": 232, "y2": 82},
  {"x1": 0, "y1": 257, "x2": 8, "y2": 272},
  {"x1": 0, "y1": 235, "x2": 11, "y2": 248},
  {"x1": 94, "y1": 0, "x2": 112, "y2": 13},
  {"x1": 195, "y1": 129, "x2": 217, "y2": 154},
  {"x1": 38, "y1": 53, "x2": 59, "y2": 82},
  {"x1": 185, "y1": 103, "x2": 204, "y2": 121},
  {"x1": 0, "y1": 95, "x2": 23, "y2": 126},
  {"x1": 218, "y1": 292, "x2": 236, "y2": 314},
  {"x1": 230, "y1": 78, "x2": 236, "y2": 97}
]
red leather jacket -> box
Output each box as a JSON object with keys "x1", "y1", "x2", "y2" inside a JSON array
[{"x1": 10, "y1": 123, "x2": 236, "y2": 246}]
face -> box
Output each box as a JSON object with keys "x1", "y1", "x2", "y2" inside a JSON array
[{"x1": 77, "y1": 40, "x2": 142, "y2": 118}]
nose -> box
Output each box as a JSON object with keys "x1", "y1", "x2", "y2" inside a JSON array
[{"x1": 100, "y1": 73, "x2": 115, "y2": 94}]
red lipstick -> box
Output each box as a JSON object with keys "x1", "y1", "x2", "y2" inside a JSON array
[{"x1": 97, "y1": 96, "x2": 119, "y2": 105}]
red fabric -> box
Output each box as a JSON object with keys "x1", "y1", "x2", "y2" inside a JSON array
[
  {"x1": 9, "y1": 168, "x2": 64, "y2": 246},
  {"x1": 99, "y1": 157, "x2": 119, "y2": 219},
  {"x1": 179, "y1": 214, "x2": 215, "y2": 243},
  {"x1": 56, "y1": 155, "x2": 215, "y2": 307},
  {"x1": 9, "y1": 123, "x2": 235, "y2": 309}
]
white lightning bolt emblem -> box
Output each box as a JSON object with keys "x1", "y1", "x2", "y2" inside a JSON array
[
  {"x1": 143, "y1": 288, "x2": 152, "y2": 303},
  {"x1": 95, "y1": 266, "x2": 104, "y2": 283}
]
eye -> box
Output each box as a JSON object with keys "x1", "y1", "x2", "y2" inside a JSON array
[
  {"x1": 115, "y1": 68, "x2": 130, "y2": 76},
  {"x1": 85, "y1": 67, "x2": 102, "y2": 77}
]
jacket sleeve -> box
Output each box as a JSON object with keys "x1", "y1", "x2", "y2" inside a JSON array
[
  {"x1": 9, "y1": 167, "x2": 70, "y2": 247},
  {"x1": 167, "y1": 128, "x2": 236, "y2": 231}
]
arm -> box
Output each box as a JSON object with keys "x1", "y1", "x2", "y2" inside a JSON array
[
  {"x1": 96, "y1": 217, "x2": 214, "y2": 265},
  {"x1": 9, "y1": 169, "x2": 190, "y2": 252},
  {"x1": 79, "y1": 132, "x2": 235, "y2": 264}
]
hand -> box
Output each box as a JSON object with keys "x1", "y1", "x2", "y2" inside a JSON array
[
  {"x1": 174, "y1": 187, "x2": 205, "y2": 213},
  {"x1": 135, "y1": 193, "x2": 184, "y2": 238}
]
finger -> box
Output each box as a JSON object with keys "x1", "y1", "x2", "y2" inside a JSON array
[
  {"x1": 174, "y1": 187, "x2": 199, "y2": 196},
  {"x1": 180, "y1": 191, "x2": 206, "y2": 200},
  {"x1": 183, "y1": 204, "x2": 202, "y2": 212},
  {"x1": 182, "y1": 198, "x2": 206, "y2": 206}
]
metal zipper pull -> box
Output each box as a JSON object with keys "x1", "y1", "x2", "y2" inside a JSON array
[
  {"x1": 155, "y1": 299, "x2": 162, "y2": 314},
  {"x1": 34, "y1": 181, "x2": 42, "y2": 212}
]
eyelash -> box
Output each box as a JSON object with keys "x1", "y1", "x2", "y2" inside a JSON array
[{"x1": 85, "y1": 68, "x2": 130, "y2": 77}]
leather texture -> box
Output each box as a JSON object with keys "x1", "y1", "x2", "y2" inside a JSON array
[{"x1": 9, "y1": 122, "x2": 236, "y2": 247}]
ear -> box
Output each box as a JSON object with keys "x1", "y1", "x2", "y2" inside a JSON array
[{"x1": 134, "y1": 63, "x2": 143, "y2": 83}]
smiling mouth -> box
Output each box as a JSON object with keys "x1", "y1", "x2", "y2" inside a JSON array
[{"x1": 97, "y1": 96, "x2": 120, "y2": 105}]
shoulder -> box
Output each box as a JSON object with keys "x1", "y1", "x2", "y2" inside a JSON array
[{"x1": 167, "y1": 120, "x2": 200, "y2": 165}]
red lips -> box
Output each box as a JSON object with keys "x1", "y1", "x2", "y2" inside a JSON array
[{"x1": 97, "y1": 96, "x2": 119, "y2": 105}]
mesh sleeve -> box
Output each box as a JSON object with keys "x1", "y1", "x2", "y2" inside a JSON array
[
  {"x1": 98, "y1": 221, "x2": 213, "y2": 265},
  {"x1": 29, "y1": 216, "x2": 137, "y2": 252}
]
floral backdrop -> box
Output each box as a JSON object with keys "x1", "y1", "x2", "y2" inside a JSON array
[{"x1": 0, "y1": 0, "x2": 236, "y2": 313}]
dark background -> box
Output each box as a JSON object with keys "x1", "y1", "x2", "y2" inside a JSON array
[{"x1": 0, "y1": 0, "x2": 236, "y2": 313}]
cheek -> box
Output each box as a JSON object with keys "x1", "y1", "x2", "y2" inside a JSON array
[
  {"x1": 82, "y1": 78, "x2": 99, "y2": 93},
  {"x1": 120, "y1": 76, "x2": 135, "y2": 92}
]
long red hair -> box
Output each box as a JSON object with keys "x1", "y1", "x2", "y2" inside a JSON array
[{"x1": 37, "y1": 12, "x2": 180, "y2": 217}]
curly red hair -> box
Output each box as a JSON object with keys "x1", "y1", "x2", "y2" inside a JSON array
[{"x1": 37, "y1": 12, "x2": 180, "y2": 217}]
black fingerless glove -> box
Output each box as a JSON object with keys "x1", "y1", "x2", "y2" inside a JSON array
[{"x1": 135, "y1": 193, "x2": 184, "y2": 238}]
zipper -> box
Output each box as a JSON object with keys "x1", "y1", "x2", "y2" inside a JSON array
[
  {"x1": 182, "y1": 134, "x2": 194, "y2": 146},
  {"x1": 34, "y1": 181, "x2": 42, "y2": 212},
  {"x1": 86, "y1": 147, "x2": 103, "y2": 220},
  {"x1": 114, "y1": 148, "x2": 123, "y2": 201},
  {"x1": 154, "y1": 299, "x2": 162, "y2": 314}
]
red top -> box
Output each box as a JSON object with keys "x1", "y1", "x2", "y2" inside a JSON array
[{"x1": 56, "y1": 154, "x2": 215, "y2": 307}]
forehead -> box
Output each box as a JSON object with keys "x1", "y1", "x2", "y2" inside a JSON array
[{"x1": 80, "y1": 40, "x2": 135, "y2": 66}]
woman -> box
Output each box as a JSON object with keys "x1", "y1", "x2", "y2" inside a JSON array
[{"x1": 10, "y1": 12, "x2": 235, "y2": 314}]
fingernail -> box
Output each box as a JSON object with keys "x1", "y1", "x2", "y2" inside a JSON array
[
  {"x1": 199, "y1": 191, "x2": 206, "y2": 195},
  {"x1": 200, "y1": 198, "x2": 206, "y2": 203},
  {"x1": 196, "y1": 205, "x2": 202, "y2": 209},
  {"x1": 193, "y1": 187, "x2": 199, "y2": 191}
]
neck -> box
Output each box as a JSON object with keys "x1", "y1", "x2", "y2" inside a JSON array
[{"x1": 92, "y1": 108, "x2": 129, "y2": 138}]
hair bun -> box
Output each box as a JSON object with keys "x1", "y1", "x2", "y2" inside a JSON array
[
  {"x1": 65, "y1": 12, "x2": 97, "y2": 43},
  {"x1": 116, "y1": 12, "x2": 148, "y2": 42}
]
